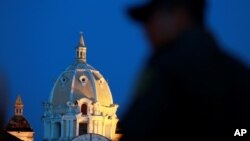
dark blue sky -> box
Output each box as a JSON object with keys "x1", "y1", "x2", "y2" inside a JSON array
[{"x1": 0, "y1": 0, "x2": 249, "y2": 140}]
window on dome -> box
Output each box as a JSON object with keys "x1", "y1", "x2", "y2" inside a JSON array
[
  {"x1": 60, "y1": 76, "x2": 68, "y2": 86},
  {"x1": 79, "y1": 75, "x2": 88, "y2": 86},
  {"x1": 81, "y1": 104, "x2": 87, "y2": 115}
]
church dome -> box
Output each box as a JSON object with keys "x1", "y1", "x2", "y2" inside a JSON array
[
  {"x1": 6, "y1": 96, "x2": 33, "y2": 132},
  {"x1": 49, "y1": 33, "x2": 113, "y2": 108},
  {"x1": 43, "y1": 34, "x2": 119, "y2": 141},
  {"x1": 6, "y1": 116, "x2": 33, "y2": 132}
]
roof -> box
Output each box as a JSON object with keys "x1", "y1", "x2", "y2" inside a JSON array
[
  {"x1": 78, "y1": 32, "x2": 86, "y2": 47},
  {"x1": 49, "y1": 34, "x2": 114, "y2": 111},
  {"x1": 0, "y1": 130, "x2": 22, "y2": 141},
  {"x1": 50, "y1": 61, "x2": 113, "y2": 108},
  {"x1": 5, "y1": 115, "x2": 33, "y2": 132}
]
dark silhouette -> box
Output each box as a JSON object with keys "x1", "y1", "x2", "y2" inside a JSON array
[
  {"x1": 122, "y1": 0, "x2": 250, "y2": 140},
  {"x1": 0, "y1": 130, "x2": 22, "y2": 141},
  {"x1": 0, "y1": 71, "x2": 8, "y2": 129},
  {"x1": 0, "y1": 72, "x2": 19, "y2": 140}
]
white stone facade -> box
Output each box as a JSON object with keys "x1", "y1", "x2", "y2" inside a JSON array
[{"x1": 43, "y1": 99, "x2": 118, "y2": 140}]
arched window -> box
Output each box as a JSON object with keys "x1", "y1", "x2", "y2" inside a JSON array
[{"x1": 81, "y1": 104, "x2": 87, "y2": 115}]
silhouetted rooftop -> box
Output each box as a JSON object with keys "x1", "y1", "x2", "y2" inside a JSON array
[
  {"x1": 0, "y1": 130, "x2": 22, "y2": 141},
  {"x1": 5, "y1": 115, "x2": 33, "y2": 132}
]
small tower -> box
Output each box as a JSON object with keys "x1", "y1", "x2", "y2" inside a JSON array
[
  {"x1": 6, "y1": 96, "x2": 34, "y2": 141},
  {"x1": 15, "y1": 96, "x2": 24, "y2": 116},
  {"x1": 76, "y1": 32, "x2": 87, "y2": 63}
]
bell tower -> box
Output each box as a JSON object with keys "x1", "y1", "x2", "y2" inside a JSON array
[
  {"x1": 76, "y1": 32, "x2": 87, "y2": 63},
  {"x1": 14, "y1": 96, "x2": 23, "y2": 116}
]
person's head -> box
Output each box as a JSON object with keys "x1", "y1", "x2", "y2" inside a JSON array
[{"x1": 129, "y1": 0, "x2": 207, "y2": 49}]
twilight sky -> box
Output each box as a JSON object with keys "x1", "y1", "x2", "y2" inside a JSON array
[{"x1": 0, "y1": 0, "x2": 250, "y2": 140}]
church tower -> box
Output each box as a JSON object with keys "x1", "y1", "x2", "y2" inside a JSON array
[
  {"x1": 15, "y1": 96, "x2": 24, "y2": 116},
  {"x1": 6, "y1": 96, "x2": 34, "y2": 141},
  {"x1": 42, "y1": 33, "x2": 119, "y2": 141}
]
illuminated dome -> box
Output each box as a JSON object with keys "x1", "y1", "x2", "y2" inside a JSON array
[
  {"x1": 50, "y1": 33, "x2": 113, "y2": 109},
  {"x1": 43, "y1": 33, "x2": 119, "y2": 141}
]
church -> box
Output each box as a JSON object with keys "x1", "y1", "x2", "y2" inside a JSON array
[
  {"x1": 42, "y1": 33, "x2": 120, "y2": 141},
  {"x1": 5, "y1": 96, "x2": 34, "y2": 141}
]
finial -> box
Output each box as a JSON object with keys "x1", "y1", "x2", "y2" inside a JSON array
[
  {"x1": 79, "y1": 32, "x2": 85, "y2": 47},
  {"x1": 15, "y1": 95, "x2": 23, "y2": 105}
]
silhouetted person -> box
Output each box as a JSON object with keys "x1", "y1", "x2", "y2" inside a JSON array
[{"x1": 121, "y1": 0, "x2": 250, "y2": 140}]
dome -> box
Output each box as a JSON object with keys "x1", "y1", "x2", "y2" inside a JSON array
[
  {"x1": 43, "y1": 34, "x2": 119, "y2": 141},
  {"x1": 50, "y1": 62, "x2": 113, "y2": 106},
  {"x1": 49, "y1": 34, "x2": 113, "y2": 109},
  {"x1": 6, "y1": 115, "x2": 33, "y2": 132},
  {"x1": 6, "y1": 96, "x2": 33, "y2": 132}
]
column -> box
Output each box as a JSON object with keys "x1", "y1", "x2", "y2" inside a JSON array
[
  {"x1": 102, "y1": 117, "x2": 106, "y2": 136},
  {"x1": 94, "y1": 120, "x2": 97, "y2": 133},
  {"x1": 76, "y1": 120, "x2": 79, "y2": 136},
  {"x1": 50, "y1": 121, "x2": 53, "y2": 139},
  {"x1": 66, "y1": 120, "x2": 69, "y2": 138},
  {"x1": 89, "y1": 117, "x2": 93, "y2": 133},
  {"x1": 98, "y1": 120, "x2": 102, "y2": 134},
  {"x1": 69, "y1": 120, "x2": 73, "y2": 138},
  {"x1": 43, "y1": 121, "x2": 47, "y2": 139},
  {"x1": 60, "y1": 120, "x2": 64, "y2": 139},
  {"x1": 110, "y1": 119, "x2": 114, "y2": 139}
]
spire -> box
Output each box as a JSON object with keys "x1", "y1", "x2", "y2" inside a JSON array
[
  {"x1": 15, "y1": 95, "x2": 24, "y2": 116},
  {"x1": 15, "y1": 95, "x2": 23, "y2": 105},
  {"x1": 79, "y1": 32, "x2": 85, "y2": 47},
  {"x1": 76, "y1": 32, "x2": 87, "y2": 63}
]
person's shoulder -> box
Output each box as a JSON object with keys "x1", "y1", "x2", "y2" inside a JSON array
[
  {"x1": 218, "y1": 50, "x2": 250, "y2": 77},
  {"x1": 149, "y1": 27, "x2": 249, "y2": 74}
]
